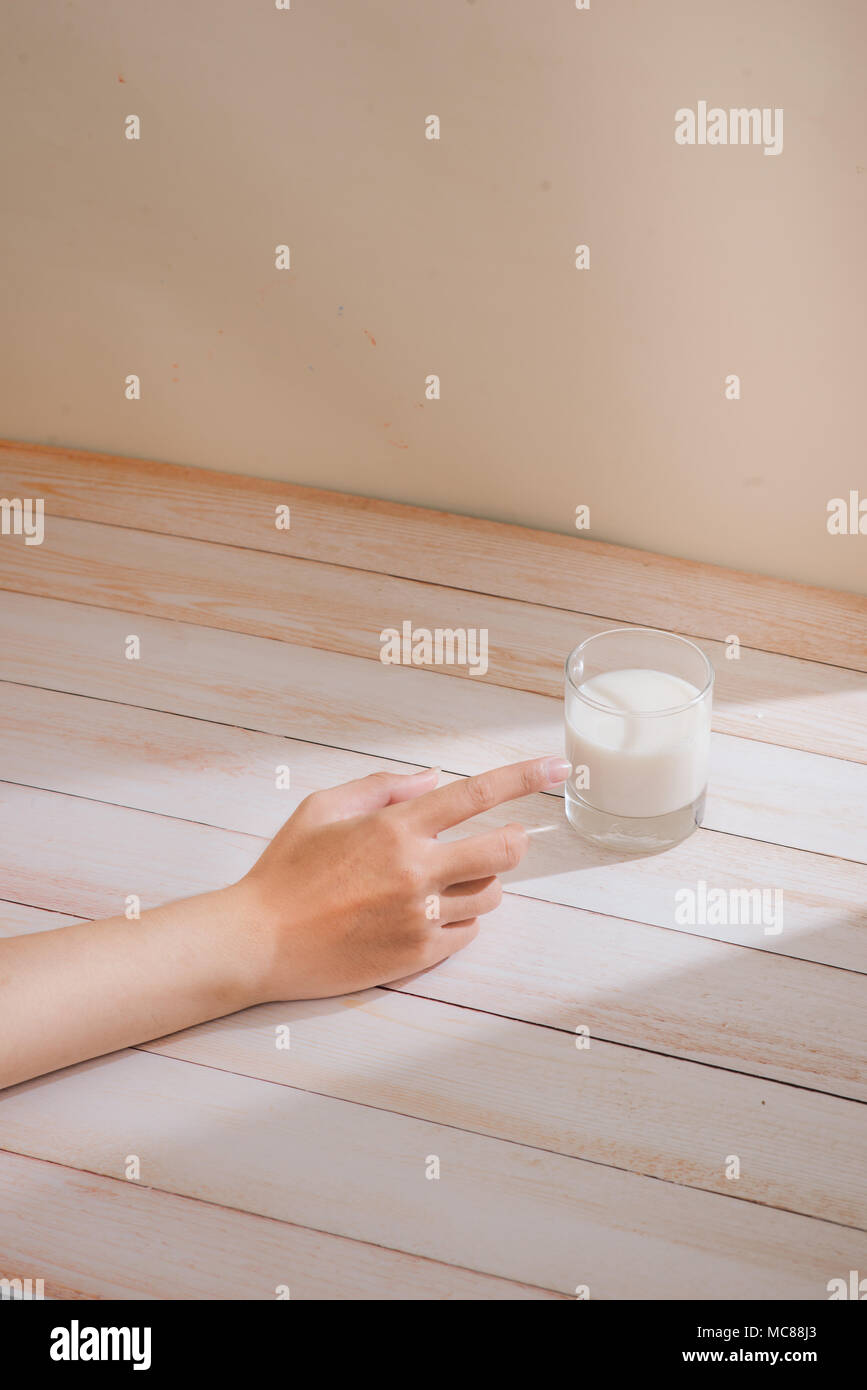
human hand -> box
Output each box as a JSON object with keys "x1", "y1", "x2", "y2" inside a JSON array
[{"x1": 239, "y1": 756, "x2": 571, "y2": 1001}]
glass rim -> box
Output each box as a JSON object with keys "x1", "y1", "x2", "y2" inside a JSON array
[{"x1": 564, "y1": 626, "x2": 715, "y2": 716}]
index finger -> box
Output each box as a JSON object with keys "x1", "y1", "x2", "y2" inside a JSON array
[{"x1": 404, "y1": 756, "x2": 571, "y2": 833}]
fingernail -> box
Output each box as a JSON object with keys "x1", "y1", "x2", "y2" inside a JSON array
[
  {"x1": 542, "y1": 757, "x2": 571, "y2": 785},
  {"x1": 419, "y1": 765, "x2": 440, "y2": 779}
]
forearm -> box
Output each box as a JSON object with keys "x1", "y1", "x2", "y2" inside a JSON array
[
  {"x1": 0, "y1": 758, "x2": 561, "y2": 1091},
  {"x1": 0, "y1": 884, "x2": 265, "y2": 1090}
]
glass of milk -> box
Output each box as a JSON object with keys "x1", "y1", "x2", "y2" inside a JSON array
[{"x1": 564, "y1": 627, "x2": 714, "y2": 853}]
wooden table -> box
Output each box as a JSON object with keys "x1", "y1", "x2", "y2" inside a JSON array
[{"x1": 0, "y1": 440, "x2": 865, "y2": 1300}]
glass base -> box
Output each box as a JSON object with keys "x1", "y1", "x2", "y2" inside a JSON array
[{"x1": 565, "y1": 785, "x2": 706, "y2": 854}]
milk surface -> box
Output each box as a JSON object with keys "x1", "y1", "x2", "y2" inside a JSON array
[{"x1": 565, "y1": 667, "x2": 710, "y2": 818}]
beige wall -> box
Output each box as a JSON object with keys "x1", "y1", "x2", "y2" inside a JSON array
[{"x1": 2, "y1": 0, "x2": 865, "y2": 593}]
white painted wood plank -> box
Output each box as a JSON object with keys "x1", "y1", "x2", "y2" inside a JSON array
[
  {"x1": 12, "y1": 898, "x2": 864, "y2": 1229},
  {"x1": 3, "y1": 793, "x2": 865, "y2": 1107},
  {"x1": 2, "y1": 1049, "x2": 864, "y2": 1298},
  {"x1": 4, "y1": 906, "x2": 864, "y2": 1230},
  {"x1": 1, "y1": 519, "x2": 866, "y2": 764},
  {"x1": 2, "y1": 439, "x2": 863, "y2": 670},
  {"x1": 0, "y1": 901, "x2": 81, "y2": 937},
  {"x1": 2, "y1": 591, "x2": 866, "y2": 799},
  {"x1": 0, "y1": 1149, "x2": 555, "y2": 1299},
  {"x1": 141, "y1": 989, "x2": 867, "y2": 1228},
  {"x1": 2, "y1": 776, "x2": 863, "y2": 974},
  {"x1": 0, "y1": 593, "x2": 556, "y2": 771},
  {"x1": 1, "y1": 446, "x2": 862, "y2": 1301},
  {"x1": 2, "y1": 680, "x2": 865, "y2": 867}
]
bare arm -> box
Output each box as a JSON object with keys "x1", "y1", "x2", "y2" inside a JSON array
[
  {"x1": 0, "y1": 757, "x2": 569, "y2": 1090},
  {"x1": 0, "y1": 886, "x2": 256, "y2": 1090}
]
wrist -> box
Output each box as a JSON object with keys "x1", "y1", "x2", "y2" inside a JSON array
[{"x1": 219, "y1": 876, "x2": 280, "y2": 1007}]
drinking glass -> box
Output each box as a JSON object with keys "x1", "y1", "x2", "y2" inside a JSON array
[{"x1": 564, "y1": 627, "x2": 714, "y2": 852}]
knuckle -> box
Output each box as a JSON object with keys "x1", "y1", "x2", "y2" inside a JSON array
[
  {"x1": 465, "y1": 773, "x2": 494, "y2": 815},
  {"x1": 499, "y1": 826, "x2": 524, "y2": 869},
  {"x1": 374, "y1": 810, "x2": 406, "y2": 851},
  {"x1": 366, "y1": 770, "x2": 392, "y2": 789},
  {"x1": 404, "y1": 904, "x2": 435, "y2": 951},
  {"x1": 396, "y1": 854, "x2": 426, "y2": 893},
  {"x1": 295, "y1": 791, "x2": 321, "y2": 818},
  {"x1": 520, "y1": 764, "x2": 540, "y2": 795},
  {"x1": 411, "y1": 910, "x2": 435, "y2": 943}
]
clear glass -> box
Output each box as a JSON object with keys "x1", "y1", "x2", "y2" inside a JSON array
[{"x1": 564, "y1": 627, "x2": 714, "y2": 853}]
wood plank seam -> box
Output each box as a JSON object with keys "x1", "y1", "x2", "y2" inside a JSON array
[
  {"x1": 377, "y1": 984, "x2": 867, "y2": 1105},
  {"x1": 3, "y1": 591, "x2": 864, "y2": 768},
  {"x1": 6, "y1": 724, "x2": 867, "y2": 868},
  {"x1": 4, "y1": 647, "x2": 867, "y2": 889},
  {"x1": 2, "y1": 444, "x2": 864, "y2": 1298},
  {"x1": 4, "y1": 782, "x2": 864, "y2": 978},
  {"x1": 5, "y1": 1044, "x2": 866, "y2": 1237},
  {"x1": 0, "y1": 1146, "x2": 564, "y2": 1298},
  {"x1": 3, "y1": 515, "x2": 862, "y2": 679},
  {"x1": 2, "y1": 440, "x2": 864, "y2": 670},
  {"x1": 6, "y1": 899, "x2": 864, "y2": 1140},
  {"x1": 3, "y1": 885, "x2": 863, "y2": 1104},
  {"x1": 2, "y1": 653, "x2": 864, "y2": 801},
  {"x1": 3, "y1": 512, "x2": 866, "y2": 702}
]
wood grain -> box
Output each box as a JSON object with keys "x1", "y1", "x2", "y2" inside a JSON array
[
  {"x1": 2, "y1": 438, "x2": 864, "y2": 669},
  {"x1": 0, "y1": 1149, "x2": 556, "y2": 1299},
  {"x1": 4, "y1": 905, "x2": 864, "y2": 1225},
  {"x1": 0, "y1": 901, "x2": 82, "y2": 937},
  {"x1": 1, "y1": 442, "x2": 864, "y2": 1301},
  {"x1": 3, "y1": 678, "x2": 866, "y2": 864},
  {"x1": 1, "y1": 518, "x2": 866, "y2": 766},
  {"x1": 3, "y1": 805, "x2": 865, "y2": 1108},
  {"x1": 3, "y1": 752, "x2": 865, "y2": 973},
  {"x1": 3, "y1": 1048, "x2": 865, "y2": 1298},
  {"x1": 3, "y1": 589, "x2": 865, "y2": 778},
  {"x1": 143, "y1": 991, "x2": 867, "y2": 1229}
]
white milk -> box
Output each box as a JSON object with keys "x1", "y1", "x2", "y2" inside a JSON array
[{"x1": 565, "y1": 668, "x2": 710, "y2": 819}]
